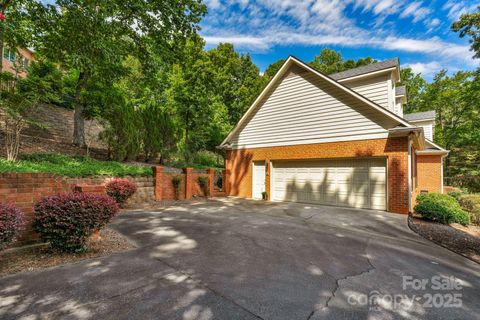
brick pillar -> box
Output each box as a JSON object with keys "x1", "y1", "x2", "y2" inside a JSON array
[
  {"x1": 153, "y1": 166, "x2": 164, "y2": 201},
  {"x1": 222, "y1": 169, "x2": 230, "y2": 195},
  {"x1": 183, "y1": 167, "x2": 193, "y2": 200},
  {"x1": 207, "y1": 168, "x2": 215, "y2": 197}
]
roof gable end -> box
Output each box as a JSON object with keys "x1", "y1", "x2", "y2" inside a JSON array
[{"x1": 220, "y1": 56, "x2": 412, "y2": 148}]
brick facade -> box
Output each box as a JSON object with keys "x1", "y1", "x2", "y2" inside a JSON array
[
  {"x1": 414, "y1": 154, "x2": 443, "y2": 196},
  {"x1": 225, "y1": 137, "x2": 410, "y2": 214},
  {"x1": 153, "y1": 167, "x2": 217, "y2": 201}
]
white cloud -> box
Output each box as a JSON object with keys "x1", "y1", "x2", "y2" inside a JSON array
[
  {"x1": 404, "y1": 61, "x2": 442, "y2": 76},
  {"x1": 442, "y1": 1, "x2": 477, "y2": 21},
  {"x1": 400, "y1": 1, "x2": 431, "y2": 23},
  {"x1": 201, "y1": 0, "x2": 479, "y2": 72}
]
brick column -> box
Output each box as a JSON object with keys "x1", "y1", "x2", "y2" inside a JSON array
[
  {"x1": 183, "y1": 167, "x2": 193, "y2": 200},
  {"x1": 207, "y1": 168, "x2": 215, "y2": 197},
  {"x1": 222, "y1": 169, "x2": 230, "y2": 195},
  {"x1": 153, "y1": 166, "x2": 164, "y2": 201}
]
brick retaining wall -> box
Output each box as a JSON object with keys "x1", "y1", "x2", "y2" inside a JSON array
[{"x1": 1, "y1": 167, "x2": 227, "y2": 243}]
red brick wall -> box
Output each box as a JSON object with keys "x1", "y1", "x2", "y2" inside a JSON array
[
  {"x1": 225, "y1": 137, "x2": 409, "y2": 214},
  {"x1": 0, "y1": 173, "x2": 154, "y2": 242},
  {"x1": 415, "y1": 154, "x2": 443, "y2": 194},
  {"x1": 153, "y1": 167, "x2": 215, "y2": 200}
]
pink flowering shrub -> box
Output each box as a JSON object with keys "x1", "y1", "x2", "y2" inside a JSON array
[
  {"x1": 33, "y1": 193, "x2": 119, "y2": 252},
  {"x1": 0, "y1": 203, "x2": 23, "y2": 249},
  {"x1": 105, "y1": 178, "x2": 137, "y2": 206}
]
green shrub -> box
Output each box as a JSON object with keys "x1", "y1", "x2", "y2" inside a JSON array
[
  {"x1": 197, "y1": 176, "x2": 209, "y2": 196},
  {"x1": 414, "y1": 193, "x2": 470, "y2": 226},
  {"x1": 193, "y1": 151, "x2": 222, "y2": 167},
  {"x1": 447, "y1": 191, "x2": 463, "y2": 201},
  {"x1": 458, "y1": 194, "x2": 480, "y2": 225},
  {"x1": 172, "y1": 176, "x2": 182, "y2": 200}
]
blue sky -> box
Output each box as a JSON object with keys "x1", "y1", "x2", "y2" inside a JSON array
[{"x1": 200, "y1": 0, "x2": 479, "y2": 80}]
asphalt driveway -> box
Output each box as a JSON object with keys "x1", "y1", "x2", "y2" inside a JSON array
[{"x1": 1, "y1": 198, "x2": 479, "y2": 320}]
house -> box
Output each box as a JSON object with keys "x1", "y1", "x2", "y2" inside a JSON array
[
  {"x1": 219, "y1": 56, "x2": 448, "y2": 214},
  {"x1": 2, "y1": 47, "x2": 34, "y2": 78}
]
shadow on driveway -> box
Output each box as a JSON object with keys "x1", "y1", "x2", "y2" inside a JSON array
[{"x1": 1, "y1": 198, "x2": 479, "y2": 320}]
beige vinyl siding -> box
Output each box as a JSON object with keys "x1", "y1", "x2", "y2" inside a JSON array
[
  {"x1": 341, "y1": 74, "x2": 390, "y2": 110},
  {"x1": 412, "y1": 120, "x2": 434, "y2": 140},
  {"x1": 230, "y1": 70, "x2": 394, "y2": 149}
]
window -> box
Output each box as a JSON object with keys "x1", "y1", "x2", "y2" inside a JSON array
[
  {"x1": 3, "y1": 47, "x2": 10, "y2": 60},
  {"x1": 22, "y1": 58, "x2": 29, "y2": 68},
  {"x1": 3, "y1": 48, "x2": 16, "y2": 62}
]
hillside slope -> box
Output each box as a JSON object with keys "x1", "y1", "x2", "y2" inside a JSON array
[{"x1": 0, "y1": 104, "x2": 108, "y2": 159}]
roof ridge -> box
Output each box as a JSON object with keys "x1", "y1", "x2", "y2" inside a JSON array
[{"x1": 329, "y1": 57, "x2": 399, "y2": 80}]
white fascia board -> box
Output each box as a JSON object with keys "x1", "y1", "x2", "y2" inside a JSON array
[{"x1": 220, "y1": 56, "x2": 412, "y2": 148}]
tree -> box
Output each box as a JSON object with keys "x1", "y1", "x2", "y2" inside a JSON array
[
  {"x1": 263, "y1": 58, "x2": 286, "y2": 79},
  {"x1": 399, "y1": 68, "x2": 427, "y2": 114},
  {"x1": 31, "y1": 0, "x2": 206, "y2": 147},
  {"x1": 452, "y1": 5, "x2": 480, "y2": 58},
  {"x1": 166, "y1": 36, "x2": 215, "y2": 161},
  {"x1": 309, "y1": 48, "x2": 377, "y2": 74},
  {"x1": 0, "y1": 71, "x2": 40, "y2": 161},
  {"x1": 206, "y1": 43, "x2": 265, "y2": 126},
  {"x1": 263, "y1": 49, "x2": 377, "y2": 81}
]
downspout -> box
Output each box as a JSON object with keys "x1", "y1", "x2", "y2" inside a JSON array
[
  {"x1": 441, "y1": 156, "x2": 445, "y2": 194},
  {"x1": 407, "y1": 136, "x2": 412, "y2": 213}
]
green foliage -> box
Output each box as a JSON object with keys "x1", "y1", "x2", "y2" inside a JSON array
[
  {"x1": 309, "y1": 49, "x2": 377, "y2": 75},
  {"x1": 399, "y1": 68, "x2": 427, "y2": 114},
  {"x1": 193, "y1": 150, "x2": 222, "y2": 168},
  {"x1": 17, "y1": 59, "x2": 65, "y2": 106},
  {"x1": 172, "y1": 176, "x2": 182, "y2": 199},
  {"x1": 452, "y1": 5, "x2": 480, "y2": 59},
  {"x1": 197, "y1": 176, "x2": 209, "y2": 196},
  {"x1": 401, "y1": 66, "x2": 480, "y2": 192},
  {"x1": 447, "y1": 191, "x2": 463, "y2": 201},
  {"x1": 458, "y1": 194, "x2": 480, "y2": 225},
  {"x1": 414, "y1": 193, "x2": 470, "y2": 226},
  {"x1": 29, "y1": 0, "x2": 206, "y2": 146},
  {"x1": 0, "y1": 153, "x2": 152, "y2": 177}
]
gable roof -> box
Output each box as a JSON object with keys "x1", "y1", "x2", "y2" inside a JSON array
[
  {"x1": 220, "y1": 56, "x2": 413, "y2": 148},
  {"x1": 416, "y1": 139, "x2": 449, "y2": 155},
  {"x1": 395, "y1": 86, "x2": 406, "y2": 96},
  {"x1": 329, "y1": 58, "x2": 399, "y2": 81},
  {"x1": 404, "y1": 111, "x2": 435, "y2": 122}
]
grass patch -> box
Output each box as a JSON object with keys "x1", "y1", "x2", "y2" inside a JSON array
[{"x1": 0, "y1": 153, "x2": 152, "y2": 177}]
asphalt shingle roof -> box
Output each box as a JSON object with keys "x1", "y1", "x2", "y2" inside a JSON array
[
  {"x1": 329, "y1": 58, "x2": 399, "y2": 81},
  {"x1": 395, "y1": 86, "x2": 406, "y2": 96},
  {"x1": 404, "y1": 111, "x2": 436, "y2": 122}
]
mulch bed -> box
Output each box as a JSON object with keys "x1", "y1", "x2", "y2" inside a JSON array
[
  {"x1": 0, "y1": 228, "x2": 135, "y2": 277},
  {"x1": 408, "y1": 214, "x2": 480, "y2": 264}
]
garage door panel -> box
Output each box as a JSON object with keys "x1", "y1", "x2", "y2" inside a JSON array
[{"x1": 272, "y1": 158, "x2": 387, "y2": 210}]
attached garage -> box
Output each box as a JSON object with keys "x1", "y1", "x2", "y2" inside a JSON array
[{"x1": 271, "y1": 158, "x2": 387, "y2": 210}]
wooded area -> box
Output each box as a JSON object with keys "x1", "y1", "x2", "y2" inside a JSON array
[{"x1": 0, "y1": 1, "x2": 479, "y2": 191}]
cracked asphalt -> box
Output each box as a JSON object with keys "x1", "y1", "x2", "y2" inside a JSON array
[{"x1": 1, "y1": 198, "x2": 479, "y2": 320}]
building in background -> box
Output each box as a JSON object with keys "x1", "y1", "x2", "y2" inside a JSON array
[{"x1": 2, "y1": 47, "x2": 35, "y2": 78}]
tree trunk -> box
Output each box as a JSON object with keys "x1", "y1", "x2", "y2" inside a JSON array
[{"x1": 73, "y1": 72, "x2": 87, "y2": 147}]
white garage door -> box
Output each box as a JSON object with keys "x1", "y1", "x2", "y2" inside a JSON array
[{"x1": 272, "y1": 158, "x2": 386, "y2": 210}]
